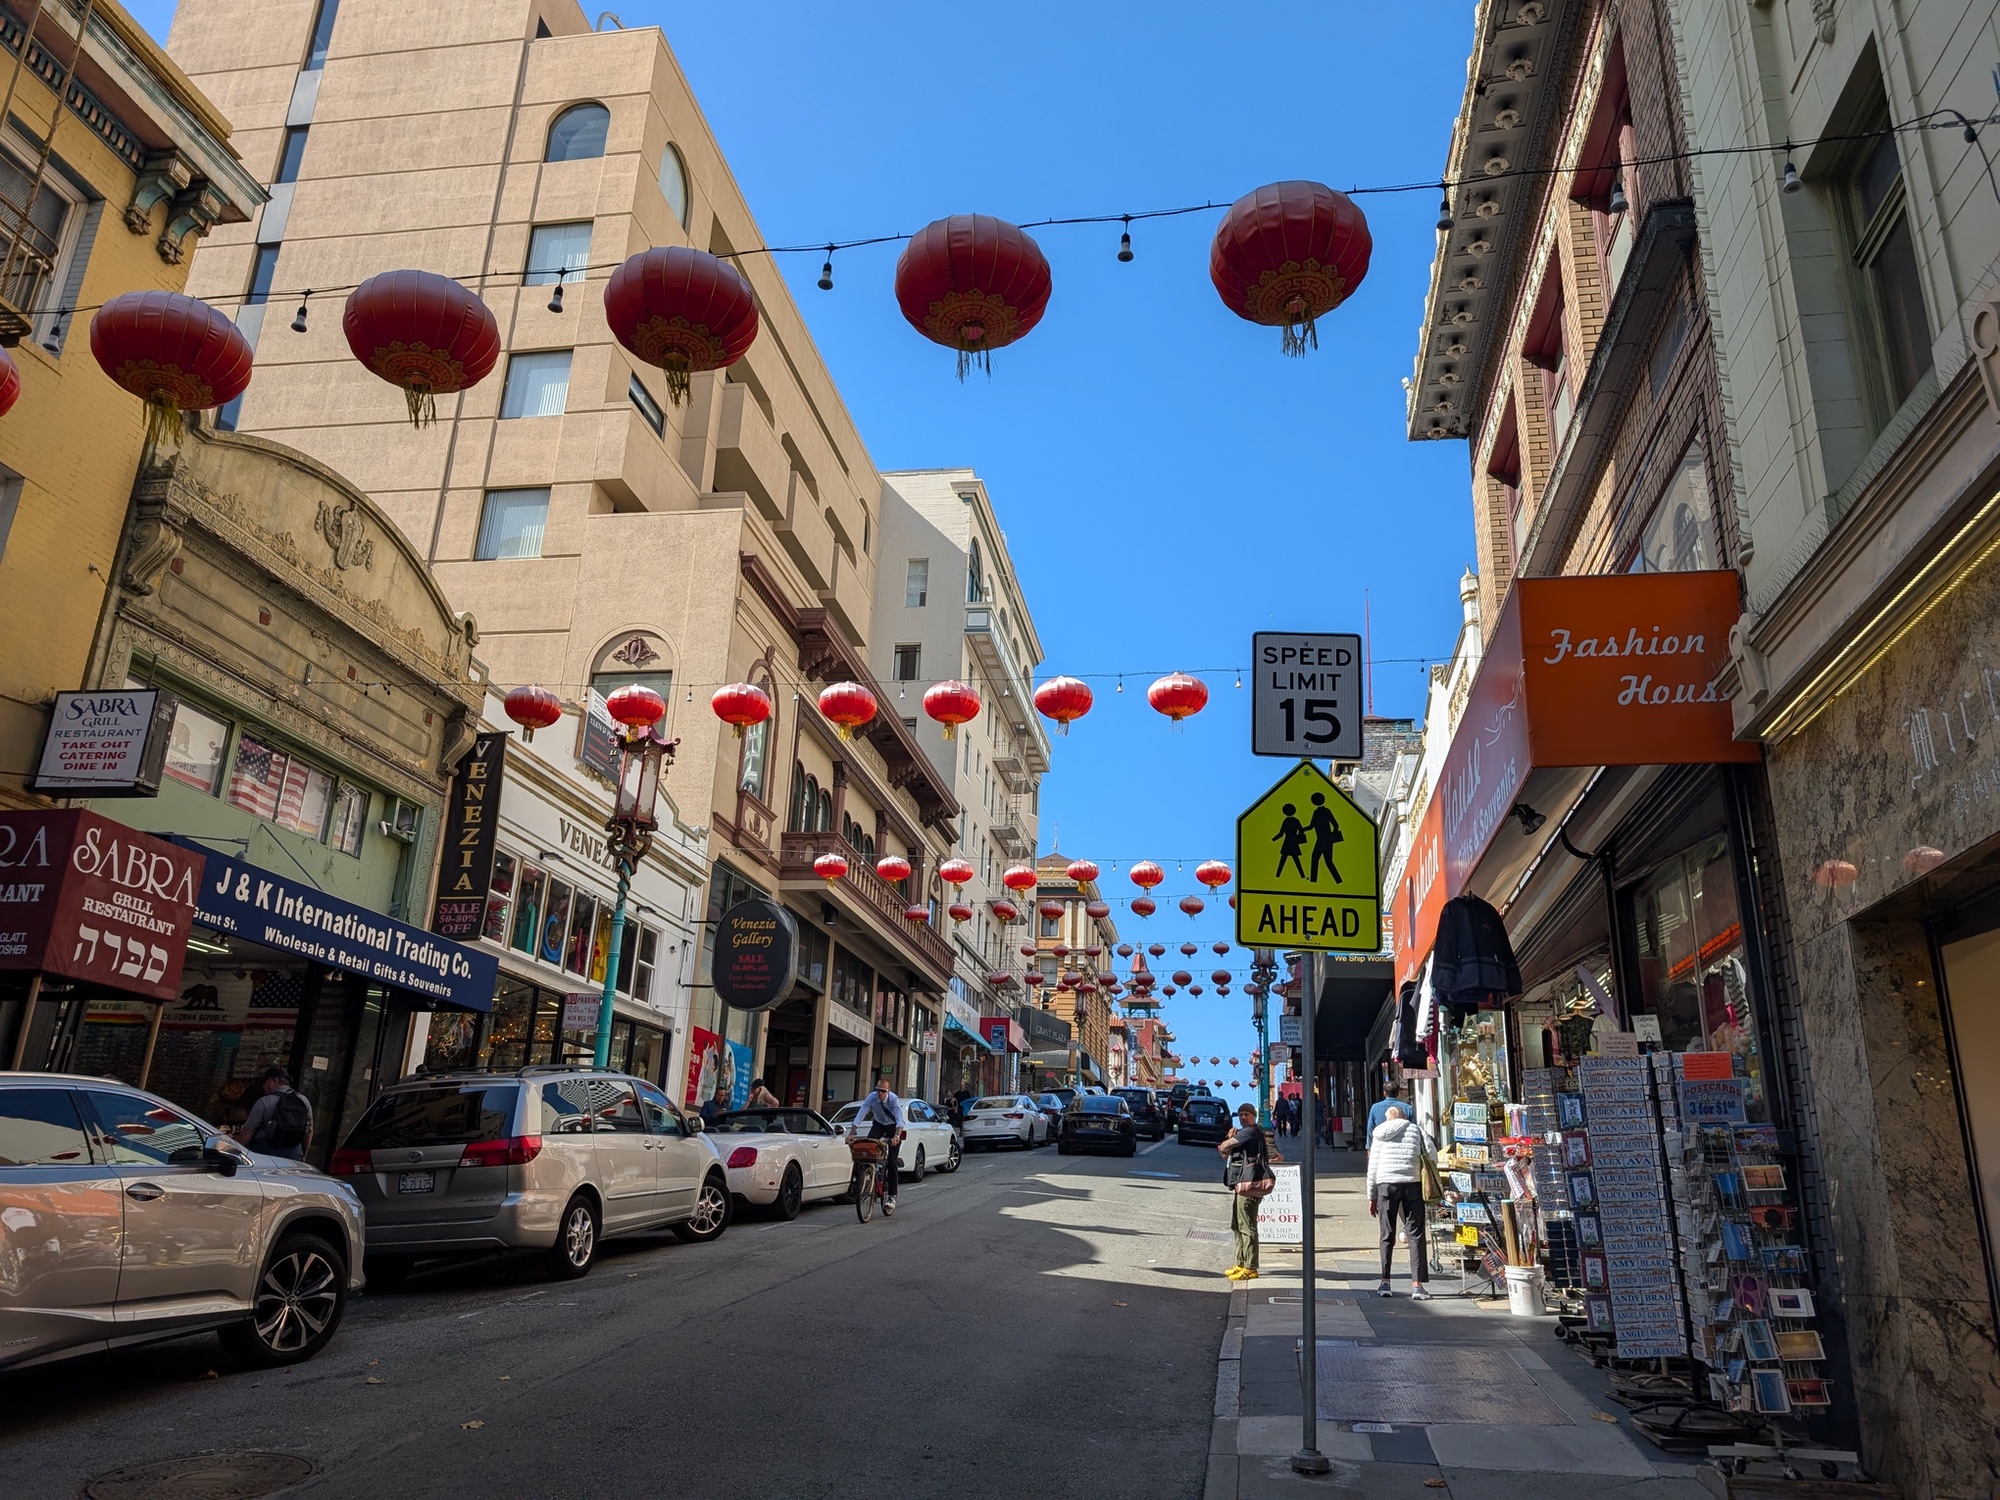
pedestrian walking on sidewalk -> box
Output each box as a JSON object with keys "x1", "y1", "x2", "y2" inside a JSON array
[
  {"x1": 1218, "y1": 1104, "x2": 1276, "y2": 1281},
  {"x1": 1366, "y1": 1104, "x2": 1432, "y2": 1300},
  {"x1": 236, "y1": 1066, "x2": 312, "y2": 1161},
  {"x1": 1365, "y1": 1080, "x2": 1405, "y2": 1144}
]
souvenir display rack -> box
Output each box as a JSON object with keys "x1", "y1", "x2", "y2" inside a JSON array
[{"x1": 1575, "y1": 1054, "x2": 1686, "y2": 1357}]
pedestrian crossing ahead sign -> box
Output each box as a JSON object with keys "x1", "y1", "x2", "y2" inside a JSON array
[{"x1": 1235, "y1": 761, "x2": 1380, "y2": 952}]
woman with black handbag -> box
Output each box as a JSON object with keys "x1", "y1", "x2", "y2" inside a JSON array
[{"x1": 1218, "y1": 1104, "x2": 1276, "y2": 1281}]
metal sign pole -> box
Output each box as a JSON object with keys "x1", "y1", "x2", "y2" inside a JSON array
[{"x1": 1292, "y1": 947, "x2": 1329, "y2": 1475}]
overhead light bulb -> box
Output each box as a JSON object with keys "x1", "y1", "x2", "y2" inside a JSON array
[
  {"x1": 1780, "y1": 149, "x2": 1802, "y2": 194},
  {"x1": 547, "y1": 282, "x2": 565, "y2": 313},
  {"x1": 1608, "y1": 178, "x2": 1628, "y2": 215},
  {"x1": 1117, "y1": 216, "x2": 1134, "y2": 262},
  {"x1": 1436, "y1": 195, "x2": 1454, "y2": 232},
  {"x1": 291, "y1": 292, "x2": 311, "y2": 333},
  {"x1": 818, "y1": 245, "x2": 835, "y2": 291}
]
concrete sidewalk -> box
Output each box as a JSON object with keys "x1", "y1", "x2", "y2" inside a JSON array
[{"x1": 1204, "y1": 1151, "x2": 1714, "y2": 1498}]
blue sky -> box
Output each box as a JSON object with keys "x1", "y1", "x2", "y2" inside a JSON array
[{"x1": 131, "y1": 1, "x2": 1476, "y2": 1096}]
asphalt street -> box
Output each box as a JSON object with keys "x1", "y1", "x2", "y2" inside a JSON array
[{"x1": 1, "y1": 1134, "x2": 1238, "y2": 1500}]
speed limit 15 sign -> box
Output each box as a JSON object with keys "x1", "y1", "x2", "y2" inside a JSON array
[{"x1": 1251, "y1": 632, "x2": 1363, "y2": 760}]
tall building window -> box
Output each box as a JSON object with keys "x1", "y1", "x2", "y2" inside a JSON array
[
  {"x1": 524, "y1": 222, "x2": 591, "y2": 285},
  {"x1": 244, "y1": 244, "x2": 280, "y2": 306},
  {"x1": 499, "y1": 350, "x2": 571, "y2": 418},
  {"x1": 892, "y1": 644, "x2": 921, "y2": 682},
  {"x1": 658, "y1": 143, "x2": 690, "y2": 228},
  {"x1": 303, "y1": 0, "x2": 340, "y2": 69},
  {"x1": 739, "y1": 715, "x2": 770, "y2": 799},
  {"x1": 1845, "y1": 126, "x2": 1932, "y2": 409},
  {"x1": 545, "y1": 103, "x2": 610, "y2": 163},
  {"x1": 904, "y1": 558, "x2": 928, "y2": 607},
  {"x1": 967, "y1": 539, "x2": 984, "y2": 602},
  {"x1": 476, "y1": 488, "x2": 550, "y2": 560},
  {"x1": 274, "y1": 127, "x2": 310, "y2": 185},
  {"x1": 628, "y1": 374, "x2": 665, "y2": 435},
  {"x1": 1629, "y1": 441, "x2": 1715, "y2": 574}
]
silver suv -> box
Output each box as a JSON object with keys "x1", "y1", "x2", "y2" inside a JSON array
[
  {"x1": 0, "y1": 1072, "x2": 364, "y2": 1371},
  {"x1": 332, "y1": 1067, "x2": 731, "y2": 1281}
]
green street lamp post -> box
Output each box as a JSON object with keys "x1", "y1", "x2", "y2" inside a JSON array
[{"x1": 592, "y1": 726, "x2": 675, "y2": 1069}]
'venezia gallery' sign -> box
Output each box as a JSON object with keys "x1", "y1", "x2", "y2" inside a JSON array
[
  {"x1": 431, "y1": 732, "x2": 508, "y2": 940},
  {"x1": 711, "y1": 897, "x2": 800, "y2": 1012},
  {"x1": 1438, "y1": 571, "x2": 1759, "y2": 894}
]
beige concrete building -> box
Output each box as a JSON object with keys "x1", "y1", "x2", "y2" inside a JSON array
[
  {"x1": 1669, "y1": 0, "x2": 2000, "y2": 1489},
  {"x1": 166, "y1": 0, "x2": 958, "y2": 1110}
]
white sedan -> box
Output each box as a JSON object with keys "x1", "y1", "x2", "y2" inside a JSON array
[
  {"x1": 962, "y1": 1095, "x2": 1053, "y2": 1150},
  {"x1": 711, "y1": 1108, "x2": 856, "y2": 1219},
  {"x1": 824, "y1": 1098, "x2": 962, "y2": 1179}
]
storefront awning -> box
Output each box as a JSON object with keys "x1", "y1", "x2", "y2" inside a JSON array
[
  {"x1": 945, "y1": 1013, "x2": 998, "y2": 1053},
  {"x1": 1313, "y1": 956, "x2": 1395, "y2": 1063},
  {"x1": 176, "y1": 842, "x2": 499, "y2": 1011}
]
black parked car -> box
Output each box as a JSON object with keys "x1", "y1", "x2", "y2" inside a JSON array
[
  {"x1": 1058, "y1": 1095, "x2": 1137, "y2": 1156},
  {"x1": 1177, "y1": 1096, "x2": 1231, "y2": 1146},
  {"x1": 1112, "y1": 1087, "x2": 1167, "y2": 1141},
  {"x1": 1033, "y1": 1093, "x2": 1066, "y2": 1136}
]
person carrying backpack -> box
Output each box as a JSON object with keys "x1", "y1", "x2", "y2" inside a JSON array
[{"x1": 237, "y1": 1066, "x2": 313, "y2": 1161}]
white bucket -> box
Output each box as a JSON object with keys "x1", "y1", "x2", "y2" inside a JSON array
[{"x1": 1505, "y1": 1264, "x2": 1545, "y2": 1317}]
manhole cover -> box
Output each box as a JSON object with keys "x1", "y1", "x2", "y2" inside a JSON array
[{"x1": 82, "y1": 1452, "x2": 316, "y2": 1499}]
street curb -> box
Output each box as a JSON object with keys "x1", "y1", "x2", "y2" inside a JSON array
[{"x1": 1204, "y1": 1283, "x2": 1253, "y2": 1498}]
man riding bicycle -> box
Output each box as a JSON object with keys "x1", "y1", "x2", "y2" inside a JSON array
[{"x1": 849, "y1": 1076, "x2": 906, "y2": 1216}]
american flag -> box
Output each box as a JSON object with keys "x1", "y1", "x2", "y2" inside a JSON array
[
  {"x1": 249, "y1": 970, "x2": 306, "y2": 1011},
  {"x1": 275, "y1": 760, "x2": 315, "y2": 832},
  {"x1": 226, "y1": 737, "x2": 289, "y2": 821}
]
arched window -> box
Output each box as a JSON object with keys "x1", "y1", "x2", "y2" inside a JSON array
[
  {"x1": 815, "y1": 787, "x2": 833, "y2": 832},
  {"x1": 966, "y1": 538, "x2": 984, "y2": 603},
  {"x1": 546, "y1": 103, "x2": 610, "y2": 162},
  {"x1": 659, "y1": 143, "x2": 690, "y2": 229},
  {"x1": 737, "y1": 675, "x2": 774, "y2": 801}
]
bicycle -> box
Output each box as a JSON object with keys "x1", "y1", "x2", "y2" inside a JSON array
[{"x1": 848, "y1": 1135, "x2": 895, "y2": 1223}]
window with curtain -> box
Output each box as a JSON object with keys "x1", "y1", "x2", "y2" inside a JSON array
[
  {"x1": 545, "y1": 103, "x2": 610, "y2": 162},
  {"x1": 476, "y1": 488, "x2": 549, "y2": 560},
  {"x1": 524, "y1": 222, "x2": 591, "y2": 285},
  {"x1": 739, "y1": 714, "x2": 770, "y2": 799},
  {"x1": 658, "y1": 143, "x2": 690, "y2": 228},
  {"x1": 500, "y1": 351, "x2": 572, "y2": 418},
  {"x1": 904, "y1": 559, "x2": 928, "y2": 607},
  {"x1": 1845, "y1": 125, "x2": 1932, "y2": 409}
]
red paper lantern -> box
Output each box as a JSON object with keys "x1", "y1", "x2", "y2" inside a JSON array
[
  {"x1": 1131, "y1": 896, "x2": 1157, "y2": 918},
  {"x1": 1162, "y1": 986, "x2": 1177, "y2": 999},
  {"x1": 894, "y1": 215, "x2": 1052, "y2": 377},
  {"x1": 1037, "y1": 899, "x2": 1065, "y2": 921},
  {"x1": 603, "y1": 683, "x2": 666, "y2": 729},
  {"x1": 1085, "y1": 900, "x2": 1110, "y2": 920},
  {"x1": 1213, "y1": 941, "x2": 1231, "y2": 955},
  {"x1": 903, "y1": 904, "x2": 931, "y2": 924},
  {"x1": 1180, "y1": 943, "x2": 1199, "y2": 956},
  {"x1": 939, "y1": 858, "x2": 974, "y2": 886},
  {"x1": 1020, "y1": 944, "x2": 1039, "y2": 958},
  {"x1": 991, "y1": 900, "x2": 1020, "y2": 922},
  {"x1": 948, "y1": 902, "x2": 974, "y2": 923},
  {"x1": 1195, "y1": 860, "x2": 1233, "y2": 890},
  {"x1": 91, "y1": 291, "x2": 253, "y2": 444},
  {"x1": 1066, "y1": 860, "x2": 1100, "y2": 885},
  {"x1": 603, "y1": 247, "x2": 759, "y2": 403},
  {"x1": 711, "y1": 682, "x2": 772, "y2": 738},
  {"x1": 1210, "y1": 181, "x2": 1373, "y2": 356},
  {"x1": 342, "y1": 270, "x2": 499, "y2": 426},
  {"x1": 817, "y1": 681, "x2": 878, "y2": 740},
  {"x1": 987, "y1": 971, "x2": 1015, "y2": 988},
  {"x1": 1034, "y1": 676, "x2": 1093, "y2": 734},
  {"x1": 1023, "y1": 972, "x2": 1044, "y2": 986},
  {"x1": 876, "y1": 855, "x2": 912, "y2": 883},
  {"x1": 922, "y1": 679, "x2": 981, "y2": 738},
  {"x1": 1129, "y1": 861, "x2": 1165, "y2": 891},
  {"x1": 1052, "y1": 944, "x2": 1071, "y2": 958},
  {"x1": 503, "y1": 684, "x2": 563, "y2": 741},
  {"x1": 1216, "y1": 975, "x2": 1233, "y2": 989},
  {"x1": 813, "y1": 852, "x2": 848, "y2": 882},
  {"x1": 1179, "y1": 895, "x2": 1206, "y2": 919},
  {"x1": 1172, "y1": 970, "x2": 1193, "y2": 986},
  {"x1": 1001, "y1": 865, "x2": 1038, "y2": 893},
  {"x1": 1190, "y1": 986, "x2": 1204, "y2": 997},
  {"x1": 1148, "y1": 944, "x2": 1165, "y2": 957},
  {"x1": 1084, "y1": 945, "x2": 1102, "y2": 958},
  {"x1": 1116, "y1": 944, "x2": 1133, "y2": 958},
  {"x1": 0, "y1": 347, "x2": 19, "y2": 417},
  {"x1": 1148, "y1": 672, "x2": 1209, "y2": 723}
]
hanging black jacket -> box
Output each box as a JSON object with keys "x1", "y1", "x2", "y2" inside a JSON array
[{"x1": 1430, "y1": 893, "x2": 1522, "y2": 1005}]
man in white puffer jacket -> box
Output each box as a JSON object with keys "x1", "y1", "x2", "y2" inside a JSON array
[{"x1": 1366, "y1": 1106, "x2": 1433, "y2": 1300}]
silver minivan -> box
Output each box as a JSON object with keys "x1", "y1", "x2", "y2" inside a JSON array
[
  {"x1": 332, "y1": 1067, "x2": 731, "y2": 1281},
  {"x1": 0, "y1": 1072, "x2": 365, "y2": 1371}
]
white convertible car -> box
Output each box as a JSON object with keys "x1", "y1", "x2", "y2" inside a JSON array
[
  {"x1": 710, "y1": 1108, "x2": 859, "y2": 1219},
  {"x1": 824, "y1": 1098, "x2": 963, "y2": 1180}
]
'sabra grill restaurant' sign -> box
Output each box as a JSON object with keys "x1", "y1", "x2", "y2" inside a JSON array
[
  {"x1": 0, "y1": 811, "x2": 205, "y2": 1001},
  {"x1": 31, "y1": 690, "x2": 178, "y2": 796}
]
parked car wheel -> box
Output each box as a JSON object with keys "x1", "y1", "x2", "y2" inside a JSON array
[
  {"x1": 221, "y1": 1231, "x2": 347, "y2": 1368},
  {"x1": 673, "y1": 1173, "x2": 732, "y2": 1243},
  {"x1": 363, "y1": 1254, "x2": 414, "y2": 1291},
  {"x1": 1057, "y1": 1140, "x2": 1073, "y2": 1155},
  {"x1": 910, "y1": 1146, "x2": 926, "y2": 1183},
  {"x1": 771, "y1": 1165, "x2": 804, "y2": 1221},
  {"x1": 939, "y1": 1137, "x2": 962, "y2": 1172},
  {"x1": 1121, "y1": 1140, "x2": 1138, "y2": 1157},
  {"x1": 546, "y1": 1194, "x2": 600, "y2": 1280}
]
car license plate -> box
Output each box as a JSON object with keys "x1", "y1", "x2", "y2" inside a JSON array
[{"x1": 398, "y1": 1171, "x2": 435, "y2": 1194}]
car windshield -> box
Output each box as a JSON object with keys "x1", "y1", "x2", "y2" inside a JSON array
[
  {"x1": 1113, "y1": 1091, "x2": 1150, "y2": 1105},
  {"x1": 827, "y1": 1104, "x2": 860, "y2": 1124},
  {"x1": 1189, "y1": 1102, "x2": 1224, "y2": 1119},
  {"x1": 1079, "y1": 1098, "x2": 1127, "y2": 1114},
  {"x1": 717, "y1": 1112, "x2": 786, "y2": 1133},
  {"x1": 1037, "y1": 1096, "x2": 1063, "y2": 1108},
  {"x1": 972, "y1": 1097, "x2": 1019, "y2": 1111},
  {"x1": 343, "y1": 1084, "x2": 520, "y2": 1149}
]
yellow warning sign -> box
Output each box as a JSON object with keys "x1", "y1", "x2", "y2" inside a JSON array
[{"x1": 1234, "y1": 761, "x2": 1381, "y2": 952}]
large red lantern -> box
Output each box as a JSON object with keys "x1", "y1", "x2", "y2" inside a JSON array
[
  {"x1": 1033, "y1": 676, "x2": 1093, "y2": 733},
  {"x1": 991, "y1": 899, "x2": 1020, "y2": 923},
  {"x1": 903, "y1": 904, "x2": 931, "y2": 925},
  {"x1": 1001, "y1": 865, "x2": 1038, "y2": 893},
  {"x1": 1216, "y1": 974, "x2": 1233, "y2": 989},
  {"x1": 1037, "y1": 899, "x2": 1065, "y2": 921},
  {"x1": 817, "y1": 681, "x2": 877, "y2": 740},
  {"x1": 1210, "y1": 181, "x2": 1373, "y2": 356},
  {"x1": 923, "y1": 679, "x2": 981, "y2": 738},
  {"x1": 342, "y1": 270, "x2": 499, "y2": 426},
  {"x1": 1148, "y1": 944, "x2": 1165, "y2": 957},
  {"x1": 0, "y1": 346, "x2": 19, "y2": 417},
  {"x1": 939, "y1": 858, "x2": 974, "y2": 886},
  {"x1": 894, "y1": 215, "x2": 1052, "y2": 377},
  {"x1": 603, "y1": 683, "x2": 666, "y2": 730},
  {"x1": 813, "y1": 852, "x2": 848, "y2": 882},
  {"x1": 948, "y1": 901, "x2": 973, "y2": 923},
  {"x1": 1129, "y1": 861, "x2": 1165, "y2": 892},
  {"x1": 711, "y1": 682, "x2": 771, "y2": 738},
  {"x1": 876, "y1": 855, "x2": 912, "y2": 884},
  {"x1": 1066, "y1": 860, "x2": 1100, "y2": 885},
  {"x1": 603, "y1": 247, "x2": 759, "y2": 404},
  {"x1": 503, "y1": 684, "x2": 563, "y2": 741},
  {"x1": 1130, "y1": 896, "x2": 1157, "y2": 918},
  {"x1": 1195, "y1": 860, "x2": 1233, "y2": 891},
  {"x1": 1179, "y1": 895, "x2": 1206, "y2": 919},
  {"x1": 1149, "y1": 673, "x2": 1209, "y2": 723},
  {"x1": 1172, "y1": 970, "x2": 1193, "y2": 987},
  {"x1": 91, "y1": 291, "x2": 253, "y2": 444},
  {"x1": 1085, "y1": 900, "x2": 1110, "y2": 920}
]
